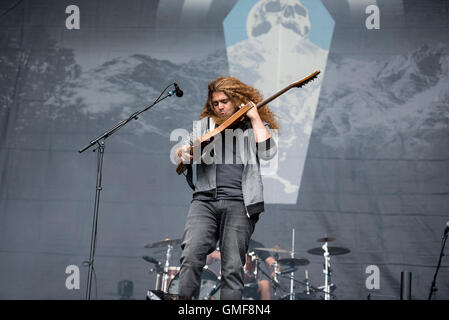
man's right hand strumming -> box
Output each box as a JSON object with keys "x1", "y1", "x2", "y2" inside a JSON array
[{"x1": 175, "y1": 145, "x2": 193, "y2": 164}]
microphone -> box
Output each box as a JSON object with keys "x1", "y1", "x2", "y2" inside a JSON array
[
  {"x1": 174, "y1": 83, "x2": 183, "y2": 97},
  {"x1": 169, "y1": 83, "x2": 183, "y2": 97},
  {"x1": 142, "y1": 256, "x2": 160, "y2": 265},
  {"x1": 444, "y1": 221, "x2": 449, "y2": 237}
]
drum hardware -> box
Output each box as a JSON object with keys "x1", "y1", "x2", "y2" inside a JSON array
[
  {"x1": 255, "y1": 259, "x2": 288, "y2": 299},
  {"x1": 260, "y1": 264, "x2": 320, "y2": 300},
  {"x1": 307, "y1": 246, "x2": 350, "y2": 256},
  {"x1": 142, "y1": 255, "x2": 162, "y2": 272},
  {"x1": 244, "y1": 251, "x2": 259, "y2": 284},
  {"x1": 146, "y1": 290, "x2": 192, "y2": 300},
  {"x1": 144, "y1": 237, "x2": 182, "y2": 292},
  {"x1": 307, "y1": 237, "x2": 349, "y2": 300},
  {"x1": 254, "y1": 245, "x2": 295, "y2": 254},
  {"x1": 143, "y1": 235, "x2": 349, "y2": 300},
  {"x1": 156, "y1": 266, "x2": 180, "y2": 292},
  {"x1": 256, "y1": 232, "x2": 299, "y2": 299},
  {"x1": 142, "y1": 255, "x2": 161, "y2": 264},
  {"x1": 289, "y1": 229, "x2": 295, "y2": 300},
  {"x1": 277, "y1": 272, "x2": 319, "y2": 292},
  {"x1": 162, "y1": 243, "x2": 174, "y2": 292},
  {"x1": 323, "y1": 241, "x2": 331, "y2": 300},
  {"x1": 145, "y1": 262, "x2": 176, "y2": 292},
  {"x1": 144, "y1": 237, "x2": 182, "y2": 249},
  {"x1": 252, "y1": 254, "x2": 258, "y2": 282},
  {"x1": 272, "y1": 261, "x2": 279, "y2": 284},
  {"x1": 274, "y1": 230, "x2": 342, "y2": 301},
  {"x1": 277, "y1": 274, "x2": 330, "y2": 300},
  {"x1": 277, "y1": 258, "x2": 310, "y2": 267},
  {"x1": 280, "y1": 292, "x2": 317, "y2": 300},
  {"x1": 305, "y1": 270, "x2": 310, "y2": 295},
  {"x1": 316, "y1": 237, "x2": 336, "y2": 243},
  {"x1": 317, "y1": 283, "x2": 337, "y2": 293},
  {"x1": 242, "y1": 251, "x2": 262, "y2": 300},
  {"x1": 142, "y1": 255, "x2": 164, "y2": 290},
  {"x1": 168, "y1": 267, "x2": 221, "y2": 300}
]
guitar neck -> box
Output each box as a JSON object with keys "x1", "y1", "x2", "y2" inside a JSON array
[
  {"x1": 255, "y1": 86, "x2": 291, "y2": 109},
  {"x1": 255, "y1": 71, "x2": 320, "y2": 109}
]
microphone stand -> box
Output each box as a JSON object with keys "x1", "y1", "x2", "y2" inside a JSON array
[
  {"x1": 428, "y1": 232, "x2": 448, "y2": 300},
  {"x1": 79, "y1": 84, "x2": 179, "y2": 300}
]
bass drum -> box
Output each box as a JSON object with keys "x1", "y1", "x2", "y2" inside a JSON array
[{"x1": 168, "y1": 267, "x2": 220, "y2": 300}]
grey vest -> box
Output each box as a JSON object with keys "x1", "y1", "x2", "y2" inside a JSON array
[{"x1": 183, "y1": 117, "x2": 277, "y2": 216}]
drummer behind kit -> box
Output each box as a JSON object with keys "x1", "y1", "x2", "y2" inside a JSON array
[{"x1": 142, "y1": 235, "x2": 350, "y2": 300}]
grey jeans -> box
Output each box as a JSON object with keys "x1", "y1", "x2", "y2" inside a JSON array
[{"x1": 178, "y1": 199, "x2": 259, "y2": 300}]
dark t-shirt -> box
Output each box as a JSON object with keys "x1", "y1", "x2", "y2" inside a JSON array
[{"x1": 193, "y1": 122, "x2": 246, "y2": 201}]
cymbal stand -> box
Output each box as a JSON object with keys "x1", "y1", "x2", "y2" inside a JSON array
[
  {"x1": 150, "y1": 262, "x2": 163, "y2": 291},
  {"x1": 322, "y1": 241, "x2": 331, "y2": 300},
  {"x1": 289, "y1": 228, "x2": 295, "y2": 300},
  {"x1": 281, "y1": 276, "x2": 337, "y2": 298},
  {"x1": 272, "y1": 260, "x2": 280, "y2": 298},
  {"x1": 305, "y1": 269, "x2": 311, "y2": 295},
  {"x1": 273, "y1": 261, "x2": 279, "y2": 284},
  {"x1": 249, "y1": 251, "x2": 259, "y2": 280},
  {"x1": 161, "y1": 244, "x2": 173, "y2": 292}
]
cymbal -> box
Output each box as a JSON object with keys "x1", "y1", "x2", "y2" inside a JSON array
[
  {"x1": 307, "y1": 246, "x2": 350, "y2": 256},
  {"x1": 254, "y1": 245, "x2": 293, "y2": 254},
  {"x1": 145, "y1": 238, "x2": 182, "y2": 249},
  {"x1": 316, "y1": 237, "x2": 336, "y2": 243},
  {"x1": 278, "y1": 258, "x2": 310, "y2": 266}
]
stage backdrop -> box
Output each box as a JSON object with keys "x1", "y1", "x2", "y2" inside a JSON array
[{"x1": 0, "y1": 0, "x2": 448, "y2": 300}]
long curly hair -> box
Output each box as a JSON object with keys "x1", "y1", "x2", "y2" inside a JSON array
[{"x1": 200, "y1": 76, "x2": 279, "y2": 130}]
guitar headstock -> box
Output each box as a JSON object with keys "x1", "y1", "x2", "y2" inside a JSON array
[{"x1": 292, "y1": 70, "x2": 321, "y2": 88}]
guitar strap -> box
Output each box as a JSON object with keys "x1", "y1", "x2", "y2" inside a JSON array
[{"x1": 185, "y1": 164, "x2": 195, "y2": 191}]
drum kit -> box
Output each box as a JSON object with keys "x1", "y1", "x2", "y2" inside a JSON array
[
  {"x1": 143, "y1": 237, "x2": 221, "y2": 300},
  {"x1": 143, "y1": 232, "x2": 350, "y2": 300}
]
